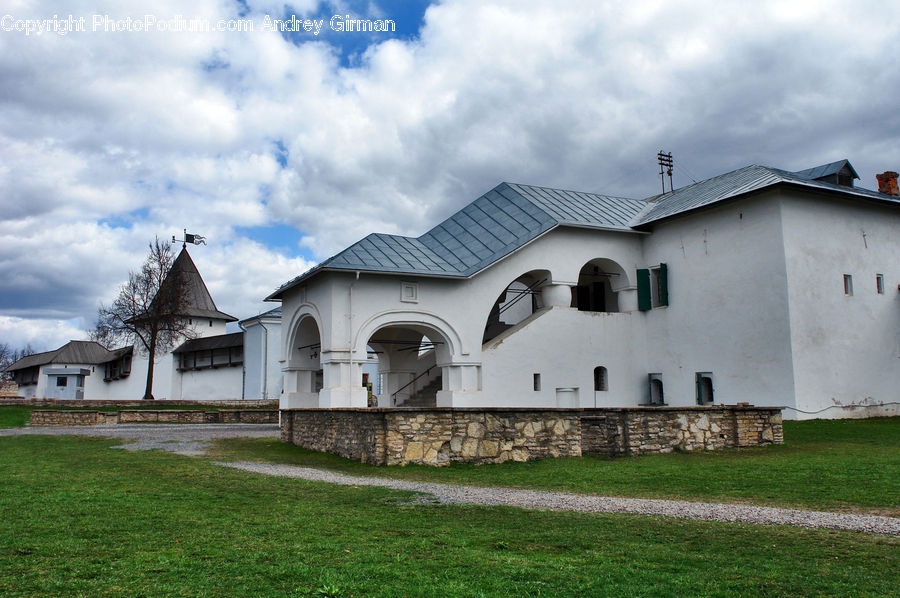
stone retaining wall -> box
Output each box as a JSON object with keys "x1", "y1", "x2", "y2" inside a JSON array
[
  {"x1": 581, "y1": 406, "x2": 783, "y2": 457},
  {"x1": 281, "y1": 405, "x2": 783, "y2": 466},
  {"x1": 281, "y1": 408, "x2": 583, "y2": 466},
  {"x1": 3, "y1": 398, "x2": 277, "y2": 408},
  {"x1": 29, "y1": 409, "x2": 278, "y2": 426}
]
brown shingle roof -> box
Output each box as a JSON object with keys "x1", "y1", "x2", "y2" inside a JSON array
[{"x1": 4, "y1": 340, "x2": 116, "y2": 371}]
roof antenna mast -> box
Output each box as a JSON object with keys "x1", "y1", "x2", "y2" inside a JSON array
[
  {"x1": 657, "y1": 151, "x2": 674, "y2": 194},
  {"x1": 172, "y1": 229, "x2": 207, "y2": 249}
]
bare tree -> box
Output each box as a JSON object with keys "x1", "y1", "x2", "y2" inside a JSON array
[
  {"x1": 93, "y1": 238, "x2": 194, "y2": 400},
  {"x1": 0, "y1": 343, "x2": 12, "y2": 380},
  {"x1": 0, "y1": 343, "x2": 35, "y2": 380}
]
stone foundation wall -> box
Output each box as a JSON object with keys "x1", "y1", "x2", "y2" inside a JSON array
[
  {"x1": 3, "y1": 398, "x2": 277, "y2": 408},
  {"x1": 581, "y1": 406, "x2": 783, "y2": 457},
  {"x1": 281, "y1": 406, "x2": 782, "y2": 466},
  {"x1": 385, "y1": 410, "x2": 581, "y2": 466},
  {"x1": 281, "y1": 410, "x2": 386, "y2": 465},
  {"x1": 280, "y1": 408, "x2": 582, "y2": 466},
  {"x1": 29, "y1": 410, "x2": 102, "y2": 426},
  {"x1": 29, "y1": 409, "x2": 277, "y2": 426}
]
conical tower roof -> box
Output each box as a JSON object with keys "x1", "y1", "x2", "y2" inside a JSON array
[{"x1": 163, "y1": 247, "x2": 237, "y2": 322}]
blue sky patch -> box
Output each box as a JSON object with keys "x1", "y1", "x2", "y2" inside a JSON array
[
  {"x1": 99, "y1": 207, "x2": 151, "y2": 230},
  {"x1": 273, "y1": 1, "x2": 432, "y2": 67},
  {"x1": 235, "y1": 223, "x2": 315, "y2": 260},
  {"x1": 273, "y1": 139, "x2": 288, "y2": 167}
]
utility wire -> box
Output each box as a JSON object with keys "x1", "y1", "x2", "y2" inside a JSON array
[{"x1": 780, "y1": 402, "x2": 900, "y2": 415}]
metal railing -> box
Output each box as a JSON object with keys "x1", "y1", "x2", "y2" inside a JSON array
[{"x1": 391, "y1": 365, "x2": 436, "y2": 406}]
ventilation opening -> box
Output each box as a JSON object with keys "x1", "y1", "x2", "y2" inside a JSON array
[
  {"x1": 593, "y1": 366, "x2": 608, "y2": 391},
  {"x1": 696, "y1": 372, "x2": 714, "y2": 405},
  {"x1": 533, "y1": 373, "x2": 541, "y2": 391},
  {"x1": 647, "y1": 373, "x2": 664, "y2": 405}
]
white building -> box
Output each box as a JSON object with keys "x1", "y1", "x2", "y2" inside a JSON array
[
  {"x1": 269, "y1": 159, "x2": 900, "y2": 419},
  {"x1": 7, "y1": 248, "x2": 282, "y2": 401},
  {"x1": 239, "y1": 306, "x2": 284, "y2": 401}
]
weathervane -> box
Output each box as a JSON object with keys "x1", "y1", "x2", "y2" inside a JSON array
[
  {"x1": 657, "y1": 151, "x2": 674, "y2": 194},
  {"x1": 172, "y1": 229, "x2": 207, "y2": 249}
]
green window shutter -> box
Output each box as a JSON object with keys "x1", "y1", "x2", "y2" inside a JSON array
[
  {"x1": 658, "y1": 263, "x2": 669, "y2": 306},
  {"x1": 637, "y1": 269, "x2": 651, "y2": 311}
]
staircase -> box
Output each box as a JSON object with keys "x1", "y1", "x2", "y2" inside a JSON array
[{"x1": 400, "y1": 377, "x2": 441, "y2": 407}]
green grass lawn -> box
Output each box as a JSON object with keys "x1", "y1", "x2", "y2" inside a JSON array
[
  {"x1": 211, "y1": 418, "x2": 900, "y2": 516},
  {"x1": 1, "y1": 434, "x2": 898, "y2": 597},
  {"x1": 0, "y1": 406, "x2": 31, "y2": 428}
]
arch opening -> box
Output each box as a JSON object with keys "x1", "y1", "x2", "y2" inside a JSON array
[
  {"x1": 483, "y1": 270, "x2": 550, "y2": 344},
  {"x1": 573, "y1": 259, "x2": 627, "y2": 313},
  {"x1": 287, "y1": 315, "x2": 323, "y2": 401},
  {"x1": 366, "y1": 324, "x2": 448, "y2": 407}
]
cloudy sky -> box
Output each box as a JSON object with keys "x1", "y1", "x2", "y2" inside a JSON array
[{"x1": 1, "y1": 0, "x2": 898, "y2": 351}]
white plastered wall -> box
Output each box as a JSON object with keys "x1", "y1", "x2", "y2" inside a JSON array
[
  {"x1": 639, "y1": 192, "x2": 798, "y2": 413},
  {"x1": 780, "y1": 193, "x2": 900, "y2": 418},
  {"x1": 280, "y1": 227, "x2": 645, "y2": 407}
]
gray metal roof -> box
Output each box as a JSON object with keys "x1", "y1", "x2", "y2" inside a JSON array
[
  {"x1": 633, "y1": 162, "x2": 899, "y2": 226},
  {"x1": 268, "y1": 159, "x2": 899, "y2": 300},
  {"x1": 4, "y1": 340, "x2": 116, "y2": 371},
  {"x1": 173, "y1": 331, "x2": 244, "y2": 354},
  {"x1": 239, "y1": 306, "x2": 282, "y2": 326},
  {"x1": 268, "y1": 182, "x2": 646, "y2": 299},
  {"x1": 793, "y1": 159, "x2": 859, "y2": 181}
]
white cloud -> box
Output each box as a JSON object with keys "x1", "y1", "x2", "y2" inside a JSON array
[{"x1": 1, "y1": 0, "x2": 899, "y2": 347}]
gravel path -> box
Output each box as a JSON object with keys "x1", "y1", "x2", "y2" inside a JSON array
[
  {"x1": 4, "y1": 424, "x2": 898, "y2": 535},
  {"x1": 220, "y1": 461, "x2": 900, "y2": 536},
  {"x1": 0, "y1": 424, "x2": 279, "y2": 455}
]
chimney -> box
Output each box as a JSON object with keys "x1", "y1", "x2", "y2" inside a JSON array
[{"x1": 876, "y1": 171, "x2": 899, "y2": 196}]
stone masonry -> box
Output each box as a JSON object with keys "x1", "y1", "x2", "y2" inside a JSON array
[
  {"x1": 581, "y1": 406, "x2": 783, "y2": 457},
  {"x1": 281, "y1": 408, "x2": 582, "y2": 466},
  {"x1": 281, "y1": 405, "x2": 783, "y2": 466},
  {"x1": 29, "y1": 409, "x2": 277, "y2": 426}
]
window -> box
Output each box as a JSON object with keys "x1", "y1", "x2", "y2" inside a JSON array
[
  {"x1": 178, "y1": 346, "x2": 243, "y2": 371},
  {"x1": 104, "y1": 353, "x2": 132, "y2": 381},
  {"x1": 533, "y1": 373, "x2": 541, "y2": 391},
  {"x1": 843, "y1": 274, "x2": 853, "y2": 296},
  {"x1": 651, "y1": 265, "x2": 668, "y2": 307},
  {"x1": 647, "y1": 373, "x2": 664, "y2": 405},
  {"x1": 876, "y1": 274, "x2": 884, "y2": 294},
  {"x1": 212, "y1": 348, "x2": 230, "y2": 367},
  {"x1": 637, "y1": 263, "x2": 668, "y2": 311},
  {"x1": 75, "y1": 375, "x2": 85, "y2": 388},
  {"x1": 593, "y1": 366, "x2": 608, "y2": 391},
  {"x1": 696, "y1": 372, "x2": 714, "y2": 405},
  {"x1": 56, "y1": 376, "x2": 67, "y2": 387}
]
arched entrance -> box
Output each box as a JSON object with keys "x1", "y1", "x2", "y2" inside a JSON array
[
  {"x1": 367, "y1": 324, "x2": 446, "y2": 407},
  {"x1": 483, "y1": 270, "x2": 550, "y2": 344},
  {"x1": 282, "y1": 315, "x2": 323, "y2": 408}
]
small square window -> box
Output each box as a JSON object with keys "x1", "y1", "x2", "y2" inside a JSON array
[
  {"x1": 400, "y1": 282, "x2": 418, "y2": 303},
  {"x1": 533, "y1": 373, "x2": 541, "y2": 391},
  {"x1": 843, "y1": 274, "x2": 853, "y2": 296},
  {"x1": 56, "y1": 376, "x2": 67, "y2": 387},
  {"x1": 876, "y1": 274, "x2": 884, "y2": 294}
]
